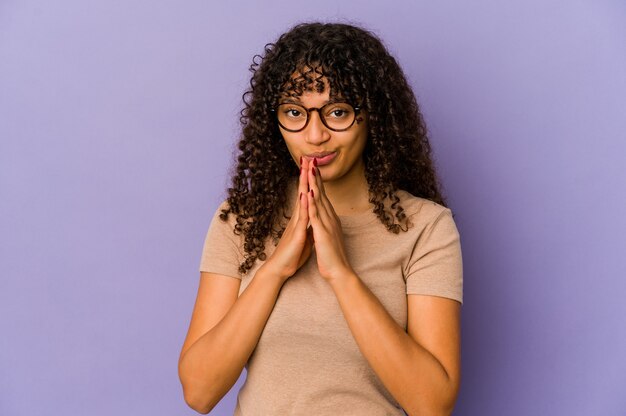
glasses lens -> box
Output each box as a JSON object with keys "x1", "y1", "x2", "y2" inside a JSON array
[
  {"x1": 276, "y1": 103, "x2": 307, "y2": 131},
  {"x1": 275, "y1": 102, "x2": 357, "y2": 132},
  {"x1": 321, "y1": 102, "x2": 355, "y2": 131}
]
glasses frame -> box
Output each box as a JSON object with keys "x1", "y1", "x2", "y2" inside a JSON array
[{"x1": 271, "y1": 101, "x2": 362, "y2": 133}]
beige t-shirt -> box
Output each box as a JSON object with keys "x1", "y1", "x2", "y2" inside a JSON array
[{"x1": 199, "y1": 188, "x2": 463, "y2": 415}]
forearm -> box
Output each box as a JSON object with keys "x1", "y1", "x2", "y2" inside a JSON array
[
  {"x1": 329, "y1": 272, "x2": 455, "y2": 416},
  {"x1": 179, "y1": 269, "x2": 284, "y2": 413}
]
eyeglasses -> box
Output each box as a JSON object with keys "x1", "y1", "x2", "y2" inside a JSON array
[{"x1": 272, "y1": 101, "x2": 361, "y2": 132}]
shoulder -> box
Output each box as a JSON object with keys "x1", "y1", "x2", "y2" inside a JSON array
[
  {"x1": 214, "y1": 198, "x2": 231, "y2": 216},
  {"x1": 394, "y1": 190, "x2": 452, "y2": 226},
  {"x1": 207, "y1": 199, "x2": 240, "y2": 236}
]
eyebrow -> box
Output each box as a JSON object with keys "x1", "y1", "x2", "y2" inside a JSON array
[{"x1": 278, "y1": 97, "x2": 347, "y2": 106}]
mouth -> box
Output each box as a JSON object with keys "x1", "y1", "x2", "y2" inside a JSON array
[{"x1": 304, "y1": 152, "x2": 337, "y2": 166}]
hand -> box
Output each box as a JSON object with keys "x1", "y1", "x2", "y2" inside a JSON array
[
  {"x1": 258, "y1": 157, "x2": 314, "y2": 283},
  {"x1": 306, "y1": 160, "x2": 355, "y2": 282}
]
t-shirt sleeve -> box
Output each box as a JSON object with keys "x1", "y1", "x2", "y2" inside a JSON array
[
  {"x1": 404, "y1": 208, "x2": 463, "y2": 304},
  {"x1": 198, "y1": 200, "x2": 243, "y2": 280}
]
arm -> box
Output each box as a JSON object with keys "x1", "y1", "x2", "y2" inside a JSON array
[
  {"x1": 302, "y1": 163, "x2": 461, "y2": 414},
  {"x1": 181, "y1": 160, "x2": 314, "y2": 413},
  {"x1": 178, "y1": 269, "x2": 285, "y2": 414},
  {"x1": 328, "y1": 274, "x2": 461, "y2": 416}
]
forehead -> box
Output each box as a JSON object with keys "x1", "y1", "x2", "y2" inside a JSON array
[
  {"x1": 279, "y1": 66, "x2": 342, "y2": 100},
  {"x1": 278, "y1": 91, "x2": 334, "y2": 107}
]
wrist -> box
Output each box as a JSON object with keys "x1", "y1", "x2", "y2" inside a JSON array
[
  {"x1": 327, "y1": 268, "x2": 359, "y2": 292},
  {"x1": 256, "y1": 264, "x2": 288, "y2": 287}
]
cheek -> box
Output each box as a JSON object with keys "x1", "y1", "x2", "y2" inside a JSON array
[{"x1": 352, "y1": 131, "x2": 368, "y2": 155}]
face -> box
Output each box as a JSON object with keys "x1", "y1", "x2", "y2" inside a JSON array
[{"x1": 278, "y1": 86, "x2": 368, "y2": 186}]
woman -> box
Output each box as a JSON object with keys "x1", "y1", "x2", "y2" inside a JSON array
[{"x1": 178, "y1": 22, "x2": 463, "y2": 416}]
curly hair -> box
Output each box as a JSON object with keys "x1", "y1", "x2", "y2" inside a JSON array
[{"x1": 219, "y1": 22, "x2": 449, "y2": 275}]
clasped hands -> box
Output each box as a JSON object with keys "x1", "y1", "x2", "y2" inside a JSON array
[{"x1": 261, "y1": 156, "x2": 355, "y2": 285}]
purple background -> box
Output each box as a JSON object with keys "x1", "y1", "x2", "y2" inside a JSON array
[{"x1": 1, "y1": 1, "x2": 625, "y2": 415}]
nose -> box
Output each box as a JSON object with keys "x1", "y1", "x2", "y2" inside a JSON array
[{"x1": 303, "y1": 110, "x2": 331, "y2": 145}]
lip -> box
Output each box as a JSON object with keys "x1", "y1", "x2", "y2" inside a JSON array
[{"x1": 305, "y1": 152, "x2": 337, "y2": 166}]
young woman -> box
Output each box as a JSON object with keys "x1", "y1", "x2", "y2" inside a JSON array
[{"x1": 178, "y1": 22, "x2": 463, "y2": 416}]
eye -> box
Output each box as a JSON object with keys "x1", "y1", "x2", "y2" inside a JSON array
[
  {"x1": 287, "y1": 109, "x2": 301, "y2": 117},
  {"x1": 326, "y1": 105, "x2": 352, "y2": 119},
  {"x1": 282, "y1": 107, "x2": 305, "y2": 118}
]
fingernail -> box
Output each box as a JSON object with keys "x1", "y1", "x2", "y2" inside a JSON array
[
  {"x1": 313, "y1": 158, "x2": 318, "y2": 167},
  {"x1": 311, "y1": 166, "x2": 316, "y2": 177}
]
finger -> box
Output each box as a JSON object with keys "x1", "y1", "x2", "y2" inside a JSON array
[
  {"x1": 286, "y1": 156, "x2": 308, "y2": 226},
  {"x1": 308, "y1": 162, "x2": 331, "y2": 222},
  {"x1": 298, "y1": 156, "x2": 310, "y2": 197},
  {"x1": 295, "y1": 190, "x2": 309, "y2": 233},
  {"x1": 299, "y1": 190, "x2": 309, "y2": 225},
  {"x1": 307, "y1": 188, "x2": 322, "y2": 228},
  {"x1": 286, "y1": 191, "x2": 309, "y2": 243},
  {"x1": 313, "y1": 160, "x2": 340, "y2": 219},
  {"x1": 313, "y1": 161, "x2": 330, "y2": 209},
  {"x1": 312, "y1": 158, "x2": 327, "y2": 197}
]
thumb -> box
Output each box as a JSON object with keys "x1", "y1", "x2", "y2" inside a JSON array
[{"x1": 296, "y1": 228, "x2": 314, "y2": 269}]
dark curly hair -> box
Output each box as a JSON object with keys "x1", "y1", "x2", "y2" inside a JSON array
[{"x1": 219, "y1": 22, "x2": 448, "y2": 275}]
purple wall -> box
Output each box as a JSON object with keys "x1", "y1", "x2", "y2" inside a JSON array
[{"x1": 1, "y1": 1, "x2": 625, "y2": 415}]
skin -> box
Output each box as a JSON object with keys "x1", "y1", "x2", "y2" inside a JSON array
[
  {"x1": 255, "y1": 85, "x2": 462, "y2": 415},
  {"x1": 178, "y1": 82, "x2": 461, "y2": 415},
  {"x1": 260, "y1": 85, "x2": 372, "y2": 282},
  {"x1": 280, "y1": 87, "x2": 373, "y2": 217}
]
